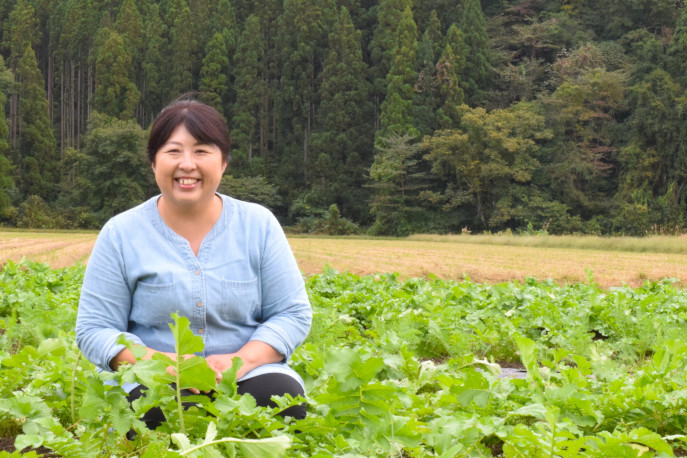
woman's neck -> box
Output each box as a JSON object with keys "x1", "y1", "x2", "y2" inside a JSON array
[{"x1": 157, "y1": 194, "x2": 223, "y2": 255}]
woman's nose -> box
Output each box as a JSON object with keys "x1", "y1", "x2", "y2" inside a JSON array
[{"x1": 179, "y1": 150, "x2": 196, "y2": 169}]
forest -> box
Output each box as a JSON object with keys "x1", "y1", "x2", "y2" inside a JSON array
[{"x1": 0, "y1": 0, "x2": 686, "y2": 236}]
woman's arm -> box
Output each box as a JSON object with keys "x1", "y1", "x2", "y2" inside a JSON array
[
  {"x1": 76, "y1": 223, "x2": 145, "y2": 372},
  {"x1": 248, "y1": 212, "x2": 312, "y2": 362}
]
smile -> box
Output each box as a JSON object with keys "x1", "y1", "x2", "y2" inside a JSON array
[{"x1": 176, "y1": 178, "x2": 199, "y2": 185}]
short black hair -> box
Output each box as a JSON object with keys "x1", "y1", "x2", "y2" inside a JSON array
[{"x1": 147, "y1": 98, "x2": 231, "y2": 164}]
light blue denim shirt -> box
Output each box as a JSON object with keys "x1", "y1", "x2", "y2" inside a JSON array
[{"x1": 76, "y1": 194, "x2": 312, "y2": 389}]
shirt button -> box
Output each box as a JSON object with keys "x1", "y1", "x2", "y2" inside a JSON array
[
  {"x1": 198, "y1": 328, "x2": 204, "y2": 334},
  {"x1": 195, "y1": 270, "x2": 200, "y2": 275},
  {"x1": 197, "y1": 301, "x2": 202, "y2": 307}
]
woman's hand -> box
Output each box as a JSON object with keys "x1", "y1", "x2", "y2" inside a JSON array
[
  {"x1": 206, "y1": 353, "x2": 243, "y2": 383},
  {"x1": 206, "y1": 341, "x2": 284, "y2": 384}
]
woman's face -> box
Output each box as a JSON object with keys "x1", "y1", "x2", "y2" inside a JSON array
[{"x1": 152, "y1": 123, "x2": 227, "y2": 212}]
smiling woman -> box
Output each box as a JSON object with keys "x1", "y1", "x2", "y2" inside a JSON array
[{"x1": 75, "y1": 97, "x2": 312, "y2": 434}]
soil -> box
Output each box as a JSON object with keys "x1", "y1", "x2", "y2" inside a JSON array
[{"x1": 0, "y1": 437, "x2": 58, "y2": 456}]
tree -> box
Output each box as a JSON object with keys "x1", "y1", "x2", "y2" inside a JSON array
[
  {"x1": 457, "y1": 0, "x2": 492, "y2": 105},
  {"x1": 435, "y1": 24, "x2": 466, "y2": 128},
  {"x1": 199, "y1": 33, "x2": 229, "y2": 116},
  {"x1": 368, "y1": 0, "x2": 412, "y2": 130},
  {"x1": 16, "y1": 44, "x2": 57, "y2": 200},
  {"x1": 141, "y1": 3, "x2": 167, "y2": 123},
  {"x1": 413, "y1": 30, "x2": 438, "y2": 136},
  {"x1": 55, "y1": 0, "x2": 101, "y2": 152},
  {"x1": 231, "y1": 15, "x2": 263, "y2": 169},
  {"x1": 277, "y1": 0, "x2": 334, "y2": 186},
  {"x1": 422, "y1": 102, "x2": 552, "y2": 230},
  {"x1": 0, "y1": 56, "x2": 15, "y2": 219},
  {"x1": 309, "y1": 6, "x2": 374, "y2": 221},
  {"x1": 114, "y1": 0, "x2": 144, "y2": 64},
  {"x1": 76, "y1": 113, "x2": 150, "y2": 224},
  {"x1": 378, "y1": 6, "x2": 418, "y2": 139},
  {"x1": 93, "y1": 28, "x2": 140, "y2": 119},
  {"x1": 369, "y1": 133, "x2": 427, "y2": 235},
  {"x1": 544, "y1": 66, "x2": 626, "y2": 218},
  {"x1": 668, "y1": 6, "x2": 687, "y2": 88},
  {"x1": 615, "y1": 70, "x2": 687, "y2": 233},
  {"x1": 218, "y1": 174, "x2": 282, "y2": 211},
  {"x1": 167, "y1": 0, "x2": 194, "y2": 96},
  {"x1": 2, "y1": 0, "x2": 41, "y2": 71},
  {"x1": 3, "y1": 0, "x2": 41, "y2": 150}
]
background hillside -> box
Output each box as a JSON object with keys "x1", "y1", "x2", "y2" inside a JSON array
[{"x1": 0, "y1": 0, "x2": 685, "y2": 236}]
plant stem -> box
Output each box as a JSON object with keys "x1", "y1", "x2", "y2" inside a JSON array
[
  {"x1": 549, "y1": 420, "x2": 556, "y2": 458},
  {"x1": 70, "y1": 351, "x2": 81, "y2": 425},
  {"x1": 176, "y1": 358, "x2": 185, "y2": 435}
]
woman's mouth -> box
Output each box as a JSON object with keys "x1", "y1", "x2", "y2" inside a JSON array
[{"x1": 176, "y1": 178, "x2": 200, "y2": 189}]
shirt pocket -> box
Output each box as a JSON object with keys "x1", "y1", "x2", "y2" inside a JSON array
[
  {"x1": 220, "y1": 278, "x2": 260, "y2": 323},
  {"x1": 131, "y1": 281, "x2": 177, "y2": 327}
]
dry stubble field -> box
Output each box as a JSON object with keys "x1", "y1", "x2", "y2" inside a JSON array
[{"x1": 1, "y1": 230, "x2": 686, "y2": 288}]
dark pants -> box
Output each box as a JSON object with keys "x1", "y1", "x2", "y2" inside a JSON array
[{"x1": 127, "y1": 372, "x2": 306, "y2": 432}]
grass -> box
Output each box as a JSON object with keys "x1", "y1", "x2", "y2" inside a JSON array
[
  {"x1": 1, "y1": 230, "x2": 686, "y2": 288},
  {"x1": 406, "y1": 233, "x2": 687, "y2": 254}
]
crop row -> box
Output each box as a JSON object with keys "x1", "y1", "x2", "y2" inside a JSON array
[{"x1": 1, "y1": 261, "x2": 687, "y2": 456}]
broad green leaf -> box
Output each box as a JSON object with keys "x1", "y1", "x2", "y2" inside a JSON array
[
  {"x1": 177, "y1": 356, "x2": 216, "y2": 392},
  {"x1": 508, "y1": 403, "x2": 548, "y2": 420},
  {"x1": 235, "y1": 435, "x2": 292, "y2": 458},
  {"x1": 628, "y1": 427, "x2": 673, "y2": 455},
  {"x1": 170, "y1": 313, "x2": 206, "y2": 356}
]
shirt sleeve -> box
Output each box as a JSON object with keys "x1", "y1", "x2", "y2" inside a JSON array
[
  {"x1": 75, "y1": 222, "x2": 144, "y2": 372},
  {"x1": 249, "y1": 212, "x2": 312, "y2": 360}
]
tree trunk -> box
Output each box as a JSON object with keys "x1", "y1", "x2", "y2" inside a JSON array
[
  {"x1": 70, "y1": 60, "x2": 76, "y2": 149},
  {"x1": 9, "y1": 93, "x2": 17, "y2": 150},
  {"x1": 47, "y1": 55, "x2": 53, "y2": 126},
  {"x1": 60, "y1": 61, "x2": 65, "y2": 154},
  {"x1": 303, "y1": 121, "x2": 309, "y2": 185},
  {"x1": 77, "y1": 63, "x2": 82, "y2": 148}
]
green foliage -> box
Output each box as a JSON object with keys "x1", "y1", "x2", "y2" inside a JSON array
[
  {"x1": 369, "y1": 0, "x2": 412, "y2": 104},
  {"x1": 378, "y1": 6, "x2": 418, "y2": 139},
  {"x1": 422, "y1": 102, "x2": 553, "y2": 231},
  {"x1": 614, "y1": 70, "x2": 687, "y2": 235},
  {"x1": 93, "y1": 28, "x2": 140, "y2": 119},
  {"x1": 167, "y1": 0, "x2": 194, "y2": 96},
  {"x1": 0, "y1": 67, "x2": 15, "y2": 218},
  {"x1": 3, "y1": 0, "x2": 687, "y2": 235},
  {"x1": 290, "y1": 203, "x2": 359, "y2": 235},
  {"x1": 230, "y1": 14, "x2": 263, "y2": 169},
  {"x1": 141, "y1": 4, "x2": 168, "y2": 121},
  {"x1": 369, "y1": 133, "x2": 432, "y2": 235},
  {"x1": 2, "y1": 0, "x2": 41, "y2": 70},
  {"x1": 457, "y1": 0, "x2": 492, "y2": 105},
  {"x1": 16, "y1": 44, "x2": 57, "y2": 201},
  {"x1": 3, "y1": 262, "x2": 687, "y2": 455},
  {"x1": 218, "y1": 174, "x2": 282, "y2": 211},
  {"x1": 199, "y1": 33, "x2": 229, "y2": 116},
  {"x1": 64, "y1": 113, "x2": 150, "y2": 226},
  {"x1": 309, "y1": 6, "x2": 374, "y2": 223}
]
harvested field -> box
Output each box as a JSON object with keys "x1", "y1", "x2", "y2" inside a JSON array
[
  {"x1": 287, "y1": 236, "x2": 687, "y2": 288},
  {"x1": 0, "y1": 230, "x2": 685, "y2": 288},
  {"x1": 0, "y1": 231, "x2": 98, "y2": 268}
]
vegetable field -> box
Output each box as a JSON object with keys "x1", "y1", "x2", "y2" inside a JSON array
[{"x1": 1, "y1": 261, "x2": 687, "y2": 456}]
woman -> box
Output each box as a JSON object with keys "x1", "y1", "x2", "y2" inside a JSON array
[{"x1": 75, "y1": 98, "x2": 312, "y2": 426}]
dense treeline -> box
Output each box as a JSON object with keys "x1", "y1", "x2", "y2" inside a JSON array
[{"x1": 0, "y1": 0, "x2": 686, "y2": 235}]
